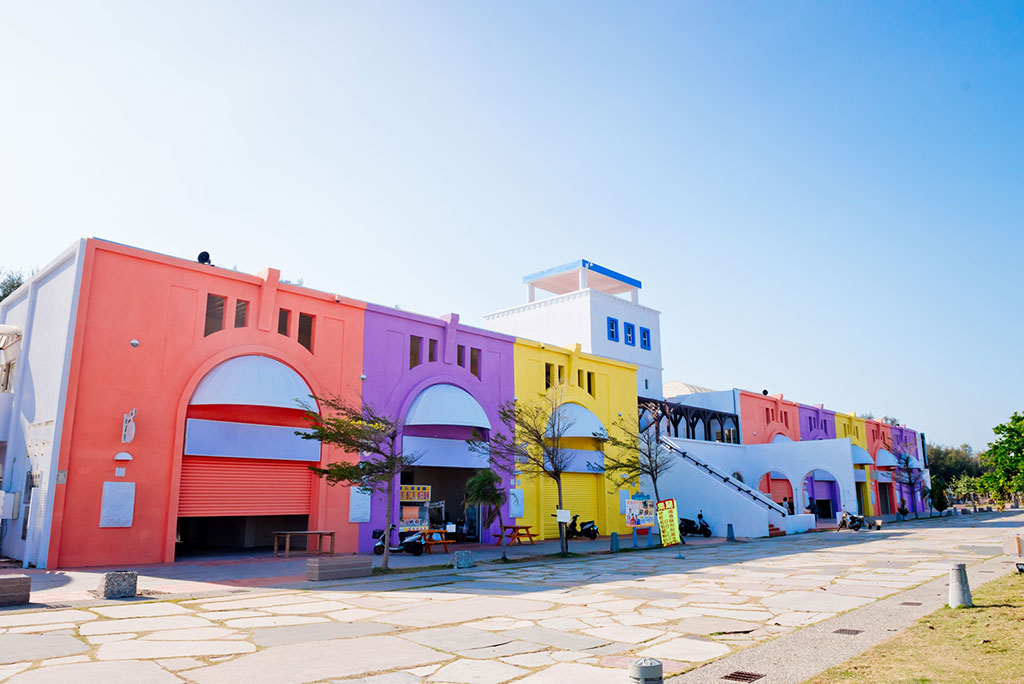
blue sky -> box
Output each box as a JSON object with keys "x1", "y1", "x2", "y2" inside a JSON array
[{"x1": 2, "y1": 2, "x2": 1021, "y2": 450}]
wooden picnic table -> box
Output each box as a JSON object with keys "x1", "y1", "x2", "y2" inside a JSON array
[
  {"x1": 423, "y1": 530, "x2": 452, "y2": 554},
  {"x1": 496, "y1": 525, "x2": 537, "y2": 545},
  {"x1": 273, "y1": 530, "x2": 335, "y2": 558}
]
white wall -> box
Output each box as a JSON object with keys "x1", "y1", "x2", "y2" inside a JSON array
[
  {"x1": 745, "y1": 439, "x2": 859, "y2": 515},
  {"x1": 0, "y1": 240, "x2": 85, "y2": 568},
  {"x1": 483, "y1": 291, "x2": 593, "y2": 351}
]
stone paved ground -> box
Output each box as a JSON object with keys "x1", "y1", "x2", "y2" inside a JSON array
[{"x1": 0, "y1": 511, "x2": 1019, "y2": 683}]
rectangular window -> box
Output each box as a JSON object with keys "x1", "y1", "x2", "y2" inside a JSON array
[
  {"x1": 644, "y1": 378, "x2": 649, "y2": 390},
  {"x1": 557, "y1": 365, "x2": 565, "y2": 384},
  {"x1": 298, "y1": 313, "x2": 314, "y2": 352},
  {"x1": 545, "y1": 363, "x2": 554, "y2": 389},
  {"x1": 640, "y1": 327, "x2": 651, "y2": 350},
  {"x1": 204, "y1": 294, "x2": 225, "y2": 336},
  {"x1": 469, "y1": 347, "x2": 481, "y2": 378},
  {"x1": 783, "y1": 412, "x2": 789, "y2": 427},
  {"x1": 607, "y1": 317, "x2": 619, "y2": 342},
  {"x1": 410, "y1": 335, "x2": 423, "y2": 368},
  {"x1": 623, "y1": 322, "x2": 636, "y2": 346},
  {"x1": 578, "y1": 369, "x2": 584, "y2": 387},
  {"x1": 765, "y1": 408, "x2": 771, "y2": 423},
  {"x1": 586, "y1": 371, "x2": 596, "y2": 398},
  {"x1": 428, "y1": 339, "x2": 438, "y2": 362},
  {"x1": 234, "y1": 300, "x2": 248, "y2": 328},
  {"x1": 457, "y1": 345, "x2": 466, "y2": 367},
  {"x1": 277, "y1": 309, "x2": 290, "y2": 336}
]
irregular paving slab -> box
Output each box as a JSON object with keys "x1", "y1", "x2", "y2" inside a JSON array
[
  {"x1": 79, "y1": 615, "x2": 214, "y2": 635},
  {"x1": 667, "y1": 616, "x2": 760, "y2": 635},
  {"x1": 155, "y1": 657, "x2": 205, "y2": 671},
  {"x1": 580, "y1": 625, "x2": 664, "y2": 643},
  {"x1": 399, "y1": 626, "x2": 512, "y2": 652},
  {"x1": 638, "y1": 635, "x2": 731, "y2": 662},
  {"x1": 263, "y1": 601, "x2": 351, "y2": 615},
  {"x1": 143, "y1": 627, "x2": 237, "y2": 641},
  {"x1": 7, "y1": 661, "x2": 184, "y2": 684},
  {"x1": 252, "y1": 620, "x2": 393, "y2": 647},
  {"x1": 0, "y1": 610, "x2": 96, "y2": 629},
  {"x1": 0, "y1": 634, "x2": 89, "y2": 664},
  {"x1": 223, "y1": 615, "x2": 327, "y2": 629},
  {"x1": 341, "y1": 673, "x2": 423, "y2": 684},
  {"x1": 96, "y1": 639, "x2": 256, "y2": 660},
  {"x1": 0, "y1": 663, "x2": 31, "y2": 680},
  {"x1": 499, "y1": 626, "x2": 610, "y2": 651},
  {"x1": 426, "y1": 659, "x2": 527, "y2": 683},
  {"x1": 93, "y1": 603, "x2": 192, "y2": 618},
  {"x1": 513, "y1": 662, "x2": 627, "y2": 683},
  {"x1": 760, "y1": 590, "x2": 874, "y2": 613},
  {"x1": 378, "y1": 597, "x2": 553, "y2": 628},
  {"x1": 198, "y1": 610, "x2": 268, "y2": 620},
  {"x1": 185, "y1": 635, "x2": 449, "y2": 684}
]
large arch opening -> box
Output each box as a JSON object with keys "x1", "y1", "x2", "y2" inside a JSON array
[
  {"x1": 801, "y1": 468, "x2": 842, "y2": 521},
  {"x1": 397, "y1": 384, "x2": 493, "y2": 543},
  {"x1": 176, "y1": 355, "x2": 319, "y2": 557},
  {"x1": 757, "y1": 470, "x2": 794, "y2": 505}
]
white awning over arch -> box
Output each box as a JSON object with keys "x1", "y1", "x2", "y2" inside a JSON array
[
  {"x1": 550, "y1": 403, "x2": 607, "y2": 440},
  {"x1": 851, "y1": 445, "x2": 874, "y2": 465},
  {"x1": 405, "y1": 384, "x2": 491, "y2": 429},
  {"x1": 190, "y1": 355, "x2": 312, "y2": 409},
  {"x1": 875, "y1": 449, "x2": 898, "y2": 467}
]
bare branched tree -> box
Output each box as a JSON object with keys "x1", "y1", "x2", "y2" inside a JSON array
[{"x1": 591, "y1": 403, "x2": 674, "y2": 503}]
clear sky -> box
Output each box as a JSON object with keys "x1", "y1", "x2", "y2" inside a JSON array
[{"x1": 2, "y1": 2, "x2": 1021, "y2": 450}]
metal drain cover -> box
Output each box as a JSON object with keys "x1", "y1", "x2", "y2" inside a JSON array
[
  {"x1": 900, "y1": 601, "x2": 923, "y2": 606},
  {"x1": 722, "y1": 673, "x2": 766, "y2": 682},
  {"x1": 833, "y1": 628, "x2": 863, "y2": 635}
]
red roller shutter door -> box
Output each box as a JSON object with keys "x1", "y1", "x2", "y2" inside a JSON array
[{"x1": 178, "y1": 456, "x2": 313, "y2": 517}]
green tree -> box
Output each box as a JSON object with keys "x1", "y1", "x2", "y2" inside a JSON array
[
  {"x1": 591, "y1": 404, "x2": 674, "y2": 503},
  {"x1": 0, "y1": 269, "x2": 25, "y2": 303},
  {"x1": 298, "y1": 395, "x2": 421, "y2": 570},
  {"x1": 930, "y1": 475, "x2": 949, "y2": 513},
  {"x1": 927, "y1": 442, "x2": 984, "y2": 484},
  {"x1": 474, "y1": 391, "x2": 579, "y2": 557},
  {"x1": 464, "y1": 469, "x2": 509, "y2": 561},
  {"x1": 980, "y1": 411, "x2": 1024, "y2": 505}
]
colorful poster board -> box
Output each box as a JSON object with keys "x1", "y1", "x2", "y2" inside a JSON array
[
  {"x1": 657, "y1": 499, "x2": 681, "y2": 546},
  {"x1": 399, "y1": 484, "x2": 431, "y2": 502},
  {"x1": 626, "y1": 499, "x2": 655, "y2": 527}
]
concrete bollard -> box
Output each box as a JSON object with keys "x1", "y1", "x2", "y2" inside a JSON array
[
  {"x1": 727, "y1": 523, "x2": 735, "y2": 542},
  {"x1": 99, "y1": 571, "x2": 138, "y2": 599},
  {"x1": 610, "y1": 532, "x2": 620, "y2": 553},
  {"x1": 628, "y1": 657, "x2": 664, "y2": 683},
  {"x1": 948, "y1": 563, "x2": 973, "y2": 608}
]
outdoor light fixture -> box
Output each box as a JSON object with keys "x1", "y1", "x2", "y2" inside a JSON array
[
  {"x1": 359, "y1": 374, "x2": 367, "y2": 381},
  {"x1": 129, "y1": 339, "x2": 140, "y2": 348}
]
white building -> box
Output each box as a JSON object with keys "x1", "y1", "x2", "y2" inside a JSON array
[{"x1": 483, "y1": 260, "x2": 664, "y2": 398}]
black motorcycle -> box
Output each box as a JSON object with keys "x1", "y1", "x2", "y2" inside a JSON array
[
  {"x1": 552, "y1": 514, "x2": 599, "y2": 540},
  {"x1": 837, "y1": 510, "x2": 864, "y2": 532},
  {"x1": 679, "y1": 511, "x2": 712, "y2": 538},
  {"x1": 372, "y1": 524, "x2": 425, "y2": 556}
]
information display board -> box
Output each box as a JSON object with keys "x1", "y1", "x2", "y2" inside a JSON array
[
  {"x1": 626, "y1": 499, "x2": 655, "y2": 527},
  {"x1": 657, "y1": 498, "x2": 681, "y2": 546}
]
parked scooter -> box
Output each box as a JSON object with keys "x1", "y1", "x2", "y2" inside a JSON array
[
  {"x1": 372, "y1": 524, "x2": 425, "y2": 556},
  {"x1": 679, "y1": 511, "x2": 712, "y2": 537},
  {"x1": 836, "y1": 510, "x2": 864, "y2": 531},
  {"x1": 551, "y1": 514, "x2": 599, "y2": 539}
]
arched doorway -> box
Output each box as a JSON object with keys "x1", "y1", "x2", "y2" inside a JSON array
[
  {"x1": 176, "y1": 355, "x2": 320, "y2": 556},
  {"x1": 802, "y1": 469, "x2": 842, "y2": 520},
  {"x1": 757, "y1": 471, "x2": 794, "y2": 505}
]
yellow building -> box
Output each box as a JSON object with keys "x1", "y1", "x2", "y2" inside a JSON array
[
  {"x1": 511, "y1": 339, "x2": 638, "y2": 540},
  {"x1": 834, "y1": 413, "x2": 874, "y2": 515},
  {"x1": 833, "y1": 412, "x2": 868, "y2": 449}
]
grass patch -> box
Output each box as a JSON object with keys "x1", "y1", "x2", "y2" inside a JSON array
[
  {"x1": 805, "y1": 571, "x2": 1024, "y2": 684},
  {"x1": 372, "y1": 564, "x2": 449, "y2": 575}
]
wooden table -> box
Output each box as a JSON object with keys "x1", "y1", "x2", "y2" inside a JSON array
[
  {"x1": 423, "y1": 530, "x2": 452, "y2": 554},
  {"x1": 496, "y1": 525, "x2": 536, "y2": 545},
  {"x1": 273, "y1": 530, "x2": 336, "y2": 558}
]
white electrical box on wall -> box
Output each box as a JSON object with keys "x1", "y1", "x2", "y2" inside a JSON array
[{"x1": 0, "y1": 490, "x2": 21, "y2": 519}]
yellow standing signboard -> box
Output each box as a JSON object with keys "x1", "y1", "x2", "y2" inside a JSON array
[{"x1": 657, "y1": 499, "x2": 681, "y2": 546}]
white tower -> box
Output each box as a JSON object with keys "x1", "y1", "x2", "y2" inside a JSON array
[{"x1": 483, "y1": 260, "x2": 663, "y2": 398}]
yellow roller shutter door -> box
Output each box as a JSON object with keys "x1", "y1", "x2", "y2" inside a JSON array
[{"x1": 541, "y1": 473, "x2": 600, "y2": 538}]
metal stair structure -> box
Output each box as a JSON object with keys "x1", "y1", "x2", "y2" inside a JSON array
[{"x1": 660, "y1": 436, "x2": 789, "y2": 518}]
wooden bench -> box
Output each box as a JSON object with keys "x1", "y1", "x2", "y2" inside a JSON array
[
  {"x1": 423, "y1": 530, "x2": 451, "y2": 554},
  {"x1": 306, "y1": 555, "x2": 372, "y2": 581},
  {"x1": 273, "y1": 530, "x2": 336, "y2": 558},
  {"x1": 497, "y1": 525, "x2": 537, "y2": 545},
  {"x1": 0, "y1": 574, "x2": 31, "y2": 606}
]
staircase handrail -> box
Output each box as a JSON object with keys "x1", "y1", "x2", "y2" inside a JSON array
[{"x1": 660, "y1": 437, "x2": 789, "y2": 516}]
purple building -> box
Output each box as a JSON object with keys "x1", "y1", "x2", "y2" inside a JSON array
[
  {"x1": 798, "y1": 404, "x2": 836, "y2": 441},
  {"x1": 889, "y1": 425, "x2": 925, "y2": 513},
  {"x1": 356, "y1": 306, "x2": 515, "y2": 552}
]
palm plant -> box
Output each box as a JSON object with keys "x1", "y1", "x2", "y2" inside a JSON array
[{"x1": 465, "y1": 469, "x2": 509, "y2": 561}]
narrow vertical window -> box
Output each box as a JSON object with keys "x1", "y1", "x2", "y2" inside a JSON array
[
  {"x1": 234, "y1": 300, "x2": 249, "y2": 328},
  {"x1": 469, "y1": 347, "x2": 481, "y2": 378},
  {"x1": 204, "y1": 294, "x2": 225, "y2": 336},
  {"x1": 277, "y1": 309, "x2": 290, "y2": 336},
  {"x1": 624, "y1": 322, "x2": 636, "y2": 346},
  {"x1": 298, "y1": 313, "x2": 314, "y2": 352},
  {"x1": 577, "y1": 369, "x2": 584, "y2": 387},
  {"x1": 428, "y1": 339, "x2": 438, "y2": 362},
  {"x1": 409, "y1": 335, "x2": 422, "y2": 368},
  {"x1": 545, "y1": 363, "x2": 554, "y2": 389},
  {"x1": 557, "y1": 365, "x2": 564, "y2": 384},
  {"x1": 640, "y1": 327, "x2": 651, "y2": 350},
  {"x1": 586, "y1": 371, "x2": 596, "y2": 397},
  {"x1": 457, "y1": 345, "x2": 466, "y2": 367},
  {"x1": 606, "y1": 317, "x2": 619, "y2": 342}
]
